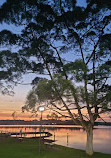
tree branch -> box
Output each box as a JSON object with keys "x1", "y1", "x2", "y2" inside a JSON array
[{"x1": 86, "y1": 24, "x2": 107, "y2": 65}]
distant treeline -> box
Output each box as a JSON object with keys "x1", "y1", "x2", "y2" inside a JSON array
[
  {"x1": 0, "y1": 119, "x2": 111, "y2": 126},
  {"x1": 94, "y1": 122, "x2": 111, "y2": 126}
]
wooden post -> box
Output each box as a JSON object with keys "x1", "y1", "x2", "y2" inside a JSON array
[{"x1": 67, "y1": 133, "x2": 68, "y2": 146}]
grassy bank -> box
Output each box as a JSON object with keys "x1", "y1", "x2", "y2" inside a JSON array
[{"x1": 0, "y1": 137, "x2": 110, "y2": 158}]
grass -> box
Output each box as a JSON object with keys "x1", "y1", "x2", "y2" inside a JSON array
[{"x1": 0, "y1": 137, "x2": 110, "y2": 158}]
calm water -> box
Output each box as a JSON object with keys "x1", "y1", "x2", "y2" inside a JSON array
[{"x1": 0, "y1": 125, "x2": 111, "y2": 154}]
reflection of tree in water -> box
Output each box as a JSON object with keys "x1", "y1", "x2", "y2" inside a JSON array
[{"x1": 32, "y1": 127, "x2": 37, "y2": 132}]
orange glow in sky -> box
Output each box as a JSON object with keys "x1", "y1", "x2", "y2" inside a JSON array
[{"x1": 0, "y1": 77, "x2": 110, "y2": 121}]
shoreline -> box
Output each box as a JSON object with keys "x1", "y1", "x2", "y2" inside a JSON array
[{"x1": 0, "y1": 124, "x2": 111, "y2": 128}]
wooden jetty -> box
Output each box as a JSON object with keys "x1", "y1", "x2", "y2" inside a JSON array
[
  {"x1": 0, "y1": 131, "x2": 52, "y2": 139},
  {"x1": 11, "y1": 131, "x2": 52, "y2": 138}
]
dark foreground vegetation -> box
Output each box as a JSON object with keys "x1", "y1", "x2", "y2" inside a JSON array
[{"x1": 0, "y1": 137, "x2": 110, "y2": 158}]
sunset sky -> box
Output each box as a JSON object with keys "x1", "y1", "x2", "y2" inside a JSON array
[
  {"x1": 0, "y1": 0, "x2": 86, "y2": 121},
  {"x1": 0, "y1": 0, "x2": 110, "y2": 122}
]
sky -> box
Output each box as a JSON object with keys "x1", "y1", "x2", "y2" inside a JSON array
[
  {"x1": 0, "y1": 0, "x2": 111, "y2": 122},
  {"x1": 0, "y1": 0, "x2": 87, "y2": 120}
]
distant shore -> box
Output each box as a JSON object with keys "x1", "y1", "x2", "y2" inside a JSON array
[{"x1": 0, "y1": 119, "x2": 111, "y2": 126}]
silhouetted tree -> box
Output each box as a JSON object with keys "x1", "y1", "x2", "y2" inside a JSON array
[{"x1": 0, "y1": 0, "x2": 111, "y2": 155}]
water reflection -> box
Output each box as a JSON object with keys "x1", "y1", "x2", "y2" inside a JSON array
[
  {"x1": 0, "y1": 125, "x2": 111, "y2": 154},
  {"x1": 48, "y1": 128, "x2": 86, "y2": 150}
]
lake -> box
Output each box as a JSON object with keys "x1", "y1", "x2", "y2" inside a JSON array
[{"x1": 0, "y1": 125, "x2": 111, "y2": 154}]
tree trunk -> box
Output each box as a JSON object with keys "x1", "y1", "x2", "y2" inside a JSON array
[{"x1": 86, "y1": 126, "x2": 93, "y2": 155}]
